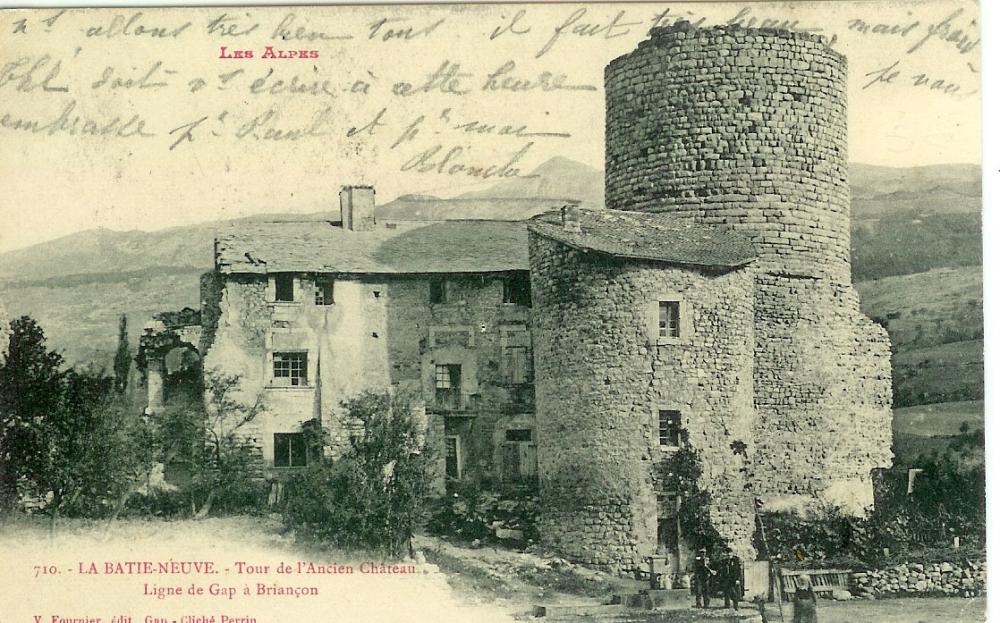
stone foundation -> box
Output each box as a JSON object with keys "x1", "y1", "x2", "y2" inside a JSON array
[{"x1": 851, "y1": 559, "x2": 986, "y2": 599}]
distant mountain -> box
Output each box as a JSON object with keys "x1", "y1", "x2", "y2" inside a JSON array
[
  {"x1": 376, "y1": 196, "x2": 565, "y2": 221},
  {"x1": 375, "y1": 157, "x2": 601, "y2": 221},
  {"x1": 0, "y1": 159, "x2": 983, "y2": 377},
  {"x1": 457, "y1": 156, "x2": 604, "y2": 206},
  {"x1": 849, "y1": 163, "x2": 981, "y2": 200}
]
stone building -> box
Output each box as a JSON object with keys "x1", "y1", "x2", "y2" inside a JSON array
[
  {"x1": 139, "y1": 22, "x2": 892, "y2": 576},
  {"x1": 140, "y1": 187, "x2": 541, "y2": 487},
  {"x1": 529, "y1": 22, "x2": 892, "y2": 571}
]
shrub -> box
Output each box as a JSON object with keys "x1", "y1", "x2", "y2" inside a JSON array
[
  {"x1": 281, "y1": 391, "x2": 434, "y2": 557},
  {"x1": 0, "y1": 316, "x2": 154, "y2": 519},
  {"x1": 152, "y1": 370, "x2": 267, "y2": 517},
  {"x1": 427, "y1": 480, "x2": 540, "y2": 542},
  {"x1": 754, "y1": 505, "x2": 866, "y2": 568}
]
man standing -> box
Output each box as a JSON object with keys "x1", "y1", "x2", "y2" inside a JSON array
[
  {"x1": 720, "y1": 550, "x2": 744, "y2": 610},
  {"x1": 691, "y1": 547, "x2": 715, "y2": 608}
]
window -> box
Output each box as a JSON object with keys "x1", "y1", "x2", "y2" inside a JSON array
[
  {"x1": 502, "y1": 429, "x2": 537, "y2": 483},
  {"x1": 658, "y1": 301, "x2": 680, "y2": 338},
  {"x1": 502, "y1": 328, "x2": 534, "y2": 387},
  {"x1": 314, "y1": 280, "x2": 334, "y2": 306},
  {"x1": 444, "y1": 435, "x2": 461, "y2": 479},
  {"x1": 502, "y1": 273, "x2": 532, "y2": 306},
  {"x1": 429, "y1": 279, "x2": 448, "y2": 304},
  {"x1": 658, "y1": 410, "x2": 681, "y2": 447},
  {"x1": 274, "y1": 274, "x2": 295, "y2": 302},
  {"x1": 273, "y1": 352, "x2": 308, "y2": 386},
  {"x1": 435, "y1": 364, "x2": 462, "y2": 409},
  {"x1": 274, "y1": 432, "x2": 307, "y2": 467},
  {"x1": 505, "y1": 429, "x2": 532, "y2": 442}
]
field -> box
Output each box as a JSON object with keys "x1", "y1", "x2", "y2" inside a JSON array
[
  {"x1": 892, "y1": 400, "x2": 983, "y2": 437},
  {"x1": 890, "y1": 400, "x2": 984, "y2": 466}
]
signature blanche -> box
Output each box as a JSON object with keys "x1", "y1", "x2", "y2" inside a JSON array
[{"x1": 219, "y1": 46, "x2": 319, "y2": 59}]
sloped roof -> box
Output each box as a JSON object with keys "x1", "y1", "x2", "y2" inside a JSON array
[
  {"x1": 215, "y1": 220, "x2": 530, "y2": 275},
  {"x1": 528, "y1": 208, "x2": 757, "y2": 269}
]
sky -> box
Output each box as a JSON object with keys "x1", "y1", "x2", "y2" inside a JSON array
[{"x1": 0, "y1": 0, "x2": 982, "y2": 253}]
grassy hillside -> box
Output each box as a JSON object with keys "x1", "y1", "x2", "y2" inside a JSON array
[
  {"x1": 1, "y1": 270, "x2": 204, "y2": 367},
  {"x1": 856, "y1": 267, "x2": 983, "y2": 408},
  {"x1": 891, "y1": 399, "x2": 984, "y2": 467},
  {"x1": 893, "y1": 400, "x2": 983, "y2": 437},
  {"x1": 892, "y1": 340, "x2": 984, "y2": 408},
  {"x1": 851, "y1": 211, "x2": 981, "y2": 282},
  {"x1": 856, "y1": 267, "x2": 982, "y2": 350}
]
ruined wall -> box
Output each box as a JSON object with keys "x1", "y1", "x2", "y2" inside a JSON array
[
  {"x1": 605, "y1": 22, "x2": 851, "y2": 283},
  {"x1": 604, "y1": 23, "x2": 893, "y2": 515},
  {"x1": 529, "y1": 233, "x2": 758, "y2": 570},
  {"x1": 752, "y1": 276, "x2": 893, "y2": 512},
  {"x1": 202, "y1": 270, "x2": 535, "y2": 481}
]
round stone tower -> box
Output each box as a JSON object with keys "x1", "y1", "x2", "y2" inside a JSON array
[
  {"x1": 531, "y1": 23, "x2": 894, "y2": 572},
  {"x1": 603, "y1": 24, "x2": 892, "y2": 514},
  {"x1": 605, "y1": 22, "x2": 851, "y2": 283}
]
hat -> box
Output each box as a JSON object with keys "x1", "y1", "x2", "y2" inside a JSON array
[{"x1": 698, "y1": 548, "x2": 707, "y2": 553}]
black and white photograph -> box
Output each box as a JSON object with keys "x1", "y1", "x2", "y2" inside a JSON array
[{"x1": 0, "y1": 2, "x2": 988, "y2": 622}]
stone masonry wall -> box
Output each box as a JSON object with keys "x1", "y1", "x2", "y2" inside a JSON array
[
  {"x1": 604, "y1": 23, "x2": 893, "y2": 516},
  {"x1": 529, "y1": 233, "x2": 758, "y2": 570},
  {"x1": 384, "y1": 273, "x2": 535, "y2": 484},
  {"x1": 605, "y1": 22, "x2": 851, "y2": 283},
  {"x1": 851, "y1": 559, "x2": 986, "y2": 599},
  {"x1": 202, "y1": 270, "x2": 535, "y2": 482},
  {"x1": 752, "y1": 275, "x2": 893, "y2": 513},
  {"x1": 203, "y1": 274, "x2": 392, "y2": 465}
]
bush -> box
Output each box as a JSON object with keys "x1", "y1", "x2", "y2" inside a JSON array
[
  {"x1": 0, "y1": 316, "x2": 154, "y2": 518},
  {"x1": 151, "y1": 371, "x2": 268, "y2": 518},
  {"x1": 427, "y1": 480, "x2": 540, "y2": 542},
  {"x1": 281, "y1": 391, "x2": 434, "y2": 557},
  {"x1": 122, "y1": 489, "x2": 191, "y2": 518},
  {"x1": 755, "y1": 505, "x2": 866, "y2": 568},
  {"x1": 754, "y1": 448, "x2": 985, "y2": 568}
]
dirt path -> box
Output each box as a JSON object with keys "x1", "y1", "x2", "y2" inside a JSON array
[
  {"x1": 0, "y1": 516, "x2": 515, "y2": 623},
  {"x1": 0, "y1": 517, "x2": 985, "y2": 623}
]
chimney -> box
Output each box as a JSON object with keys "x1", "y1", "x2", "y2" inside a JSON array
[
  {"x1": 340, "y1": 185, "x2": 376, "y2": 231},
  {"x1": 561, "y1": 204, "x2": 582, "y2": 234}
]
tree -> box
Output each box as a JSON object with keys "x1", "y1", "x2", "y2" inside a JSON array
[
  {"x1": 658, "y1": 440, "x2": 725, "y2": 553},
  {"x1": 153, "y1": 369, "x2": 265, "y2": 517},
  {"x1": 0, "y1": 316, "x2": 153, "y2": 519},
  {"x1": 113, "y1": 314, "x2": 130, "y2": 395},
  {"x1": 283, "y1": 390, "x2": 435, "y2": 556},
  {"x1": 0, "y1": 316, "x2": 65, "y2": 511},
  {"x1": 35, "y1": 369, "x2": 153, "y2": 521}
]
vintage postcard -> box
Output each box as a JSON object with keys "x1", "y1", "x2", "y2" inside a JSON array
[{"x1": 0, "y1": 2, "x2": 985, "y2": 623}]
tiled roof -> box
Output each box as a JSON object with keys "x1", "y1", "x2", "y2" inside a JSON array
[
  {"x1": 215, "y1": 220, "x2": 530, "y2": 274},
  {"x1": 528, "y1": 208, "x2": 757, "y2": 269}
]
